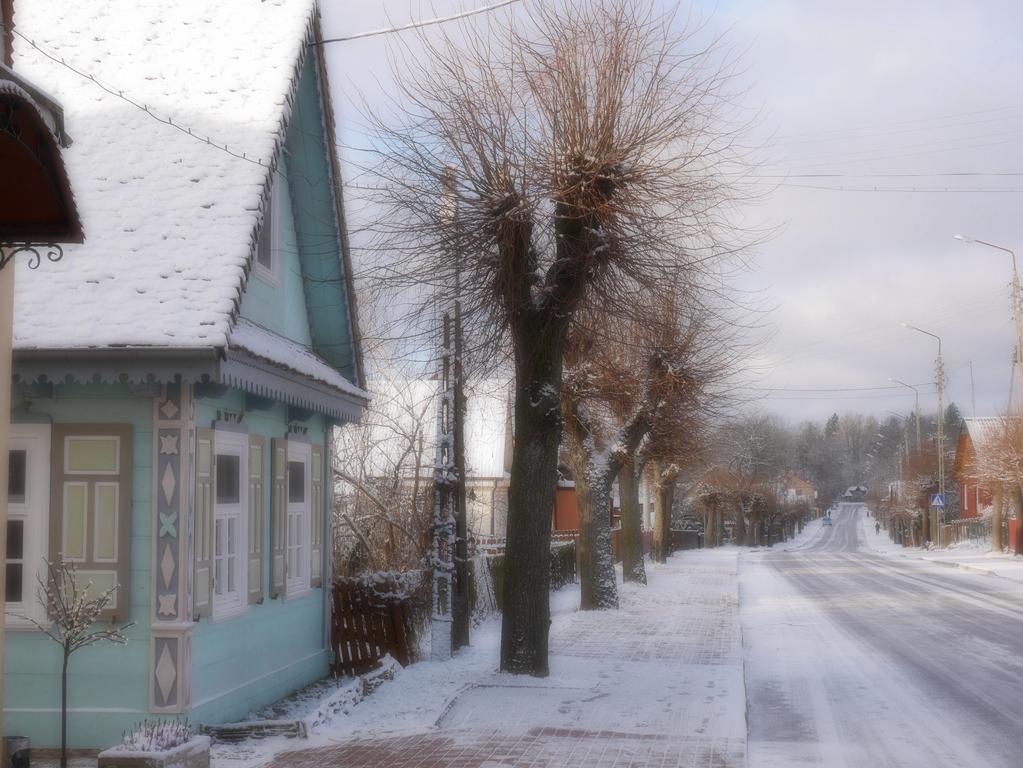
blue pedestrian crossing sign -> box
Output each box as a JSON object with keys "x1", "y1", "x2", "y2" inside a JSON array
[{"x1": 930, "y1": 493, "x2": 945, "y2": 508}]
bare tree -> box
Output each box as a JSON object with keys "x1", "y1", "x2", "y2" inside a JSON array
[
  {"x1": 365, "y1": 0, "x2": 751, "y2": 673},
  {"x1": 12, "y1": 558, "x2": 134, "y2": 768},
  {"x1": 333, "y1": 374, "x2": 435, "y2": 574}
]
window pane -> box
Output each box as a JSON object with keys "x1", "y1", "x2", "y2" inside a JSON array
[
  {"x1": 8, "y1": 450, "x2": 26, "y2": 503},
  {"x1": 288, "y1": 461, "x2": 305, "y2": 503},
  {"x1": 6, "y1": 519, "x2": 23, "y2": 560},
  {"x1": 216, "y1": 455, "x2": 240, "y2": 504},
  {"x1": 5, "y1": 563, "x2": 22, "y2": 602},
  {"x1": 256, "y1": 216, "x2": 272, "y2": 270}
]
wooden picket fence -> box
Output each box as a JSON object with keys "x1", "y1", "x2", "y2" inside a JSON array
[{"x1": 330, "y1": 578, "x2": 413, "y2": 678}]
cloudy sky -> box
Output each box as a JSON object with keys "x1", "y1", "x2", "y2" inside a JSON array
[{"x1": 320, "y1": 0, "x2": 1023, "y2": 424}]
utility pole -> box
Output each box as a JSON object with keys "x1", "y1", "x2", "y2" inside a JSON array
[
  {"x1": 443, "y1": 168, "x2": 470, "y2": 652},
  {"x1": 891, "y1": 378, "x2": 923, "y2": 453},
  {"x1": 451, "y1": 300, "x2": 470, "y2": 651},
  {"x1": 903, "y1": 324, "x2": 944, "y2": 548},
  {"x1": 431, "y1": 313, "x2": 456, "y2": 660},
  {"x1": 969, "y1": 360, "x2": 976, "y2": 417}
]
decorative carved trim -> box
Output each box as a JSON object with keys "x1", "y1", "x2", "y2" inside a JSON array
[
  {"x1": 150, "y1": 383, "x2": 194, "y2": 713},
  {"x1": 0, "y1": 242, "x2": 64, "y2": 270}
]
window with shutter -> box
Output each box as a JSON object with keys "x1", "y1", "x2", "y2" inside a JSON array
[
  {"x1": 213, "y1": 432, "x2": 248, "y2": 618},
  {"x1": 286, "y1": 441, "x2": 311, "y2": 597},
  {"x1": 49, "y1": 424, "x2": 132, "y2": 621}
]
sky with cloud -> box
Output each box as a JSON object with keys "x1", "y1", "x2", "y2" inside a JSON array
[{"x1": 321, "y1": 0, "x2": 1023, "y2": 425}]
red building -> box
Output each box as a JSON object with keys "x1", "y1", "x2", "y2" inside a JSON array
[{"x1": 953, "y1": 417, "x2": 999, "y2": 518}]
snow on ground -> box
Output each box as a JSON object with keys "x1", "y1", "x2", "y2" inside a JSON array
[
  {"x1": 742, "y1": 505, "x2": 1012, "y2": 767},
  {"x1": 857, "y1": 506, "x2": 1023, "y2": 583},
  {"x1": 214, "y1": 550, "x2": 747, "y2": 767}
]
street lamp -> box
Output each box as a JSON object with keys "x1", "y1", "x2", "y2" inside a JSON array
[
  {"x1": 889, "y1": 378, "x2": 922, "y2": 452},
  {"x1": 955, "y1": 234, "x2": 1023, "y2": 410},
  {"x1": 902, "y1": 322, "x2": 945, "y2": 548}
]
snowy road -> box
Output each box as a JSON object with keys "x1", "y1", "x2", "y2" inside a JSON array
[{"x1": 742, "y1": 503, "x2": 1023, "y2": 768}]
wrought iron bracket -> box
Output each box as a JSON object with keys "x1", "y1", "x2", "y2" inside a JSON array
[{"x1": 0, "y1": 242, "x2": 64, "y2": 271}]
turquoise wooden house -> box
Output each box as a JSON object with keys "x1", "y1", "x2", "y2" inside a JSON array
[{"x1": 5, "y1": 0, "x2": 367, "y2": 748}]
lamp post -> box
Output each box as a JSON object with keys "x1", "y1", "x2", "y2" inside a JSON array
[
  {"x1": 955, "y1": 234, "x2": 1023, "y2": 410},
  {"x1": 903, "y1": 323, "x2": 945, "y2": 548},
  {"x1": 889, "y1": 378, "x2": 922, "y2": 452}
]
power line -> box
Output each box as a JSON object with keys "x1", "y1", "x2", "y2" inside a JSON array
[
  {"x1": 748, "y1": 383, "x2": 933, "y2": 393},
  {"x1": 772, "y1": 103, "x2": 1023, "y2": 141},
  {"x1": 313, "y1": 0, "x2": 522, "y2": 46},
  {"x1": 754, "y1": 171, "x2": 1023, "y2": 179},
  {"x1": 13, "y1": 29, "x2": 272, "y2": 169},
  {"x1": 760, "y1": 390, "x2": 937, "y2": 401},
  {"x1": 768, "y1": 183, "x2": 1023, "y2": 194},
  {"x1": 771, "y1": 111, "x2": 1023, "y2": 148}
]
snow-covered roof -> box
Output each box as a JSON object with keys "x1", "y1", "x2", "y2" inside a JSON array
[
  {"x1": 11, "y1": 0, "x2": 317, "y2": 351},
  {"x1": 228, "y1": 319, "x2": 367, "y2": 400},
  {"x1": 962, "y1": 417, "x2": 1002, "y2": 452}
]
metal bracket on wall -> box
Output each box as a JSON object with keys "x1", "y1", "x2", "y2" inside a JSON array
[{"x1": 0, "y1": 241, "x2": 63, "y2": 270}]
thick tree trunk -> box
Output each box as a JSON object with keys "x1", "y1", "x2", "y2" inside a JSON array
[
  {"x1": 651, "y1": 468, "x2": 673, "y2": 564},
  {"x1": 735, "y1": 503, "x2": 747, "y2": 547},
  {"x1": 563, "y1": 413, "x2": 619, "y2": 610},
  {"x1": 619, "y1": 462, "x2": 647, "y2": 584},
  {"x1": 501, "y1": 371, "x2": 560, "y2": 676},
  {"x1": 992, "y1": 486, "x2": 1004, "y2": 553}
]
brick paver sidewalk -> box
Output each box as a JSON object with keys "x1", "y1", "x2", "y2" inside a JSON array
[{"x1": 265, "y1": 550, "x2": 745, "y2": 768}]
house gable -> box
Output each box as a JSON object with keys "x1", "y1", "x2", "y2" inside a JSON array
[
  {"x1": 239, "y1": 154, "x2": 314, "y2": 347},
  {"x1": 280, "y1": 49, "x2": 360, "y2": 384}
]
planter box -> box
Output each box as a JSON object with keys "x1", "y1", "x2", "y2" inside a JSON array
[{"x1": 98, "y1": 735, "x2": 210, "y2": 768}]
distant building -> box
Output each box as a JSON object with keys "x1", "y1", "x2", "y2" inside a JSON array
[
  {"x1": 842, "y1": 485, "x2": 868, "y2": 502},
  {"x1": 777, "y1": 472, "x2": 818, "y2": 506}
]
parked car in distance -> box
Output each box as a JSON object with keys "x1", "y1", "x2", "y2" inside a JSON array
[{"x1": 822, "y1": 517, "x2": 833, "y2": 526}]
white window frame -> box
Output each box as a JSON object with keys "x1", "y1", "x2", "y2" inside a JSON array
[
  {"x1": 7, "y1": 424, "x2": 51, "y2": 627},
  {"x1": 286, "y1": 441, "x2": 312, "y2": 597},
  {"x1": 213, "y1": 431, "x2": 248, "y2": 619},
  {"x1": 252, "y1": 175, "x2": 279, "y2": 286}
]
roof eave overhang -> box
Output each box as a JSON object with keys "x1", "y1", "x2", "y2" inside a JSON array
[
  {"x1": 12, "y1": 347, "x2": 220, "y2": 388},
  {"x1": 12, "y1": 346, "x2": 367, "y2": 423},
  {"x1": 221, "y1": 347, "x2": 367, "y2": 423}
]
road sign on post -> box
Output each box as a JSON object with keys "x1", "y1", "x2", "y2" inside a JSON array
[{"x1": 930, "y1": 493, "x2": 945, "y2": 508}]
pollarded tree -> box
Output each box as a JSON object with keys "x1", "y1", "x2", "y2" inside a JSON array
[
  {"x1": 366, "y1": 0, "x2": 750, "y2": 673},
  {"x1": 562, "y1": 284, "x2": 740, "y2": 601}
]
